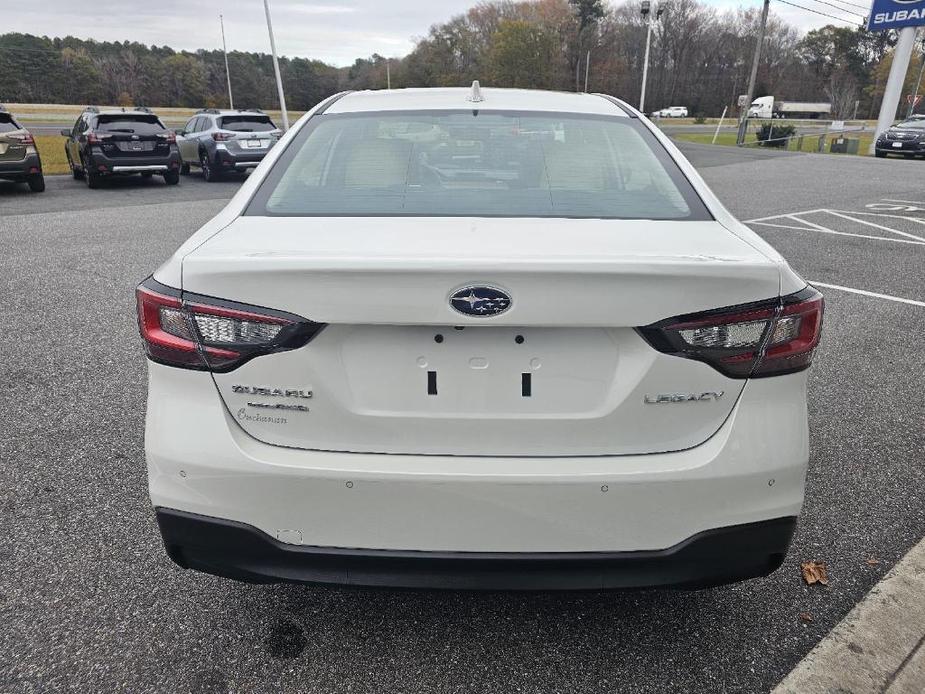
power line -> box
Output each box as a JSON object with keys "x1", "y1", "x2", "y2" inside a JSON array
[
  {"x1": 800, "y1": 0, "x2": 866, "y2": 19},
  {"x1": 774, "y1": 0, "x2": 863, "y2": 25},
  {"x1": 821, "y1": 0, "x2": 871, "y2": 12}
]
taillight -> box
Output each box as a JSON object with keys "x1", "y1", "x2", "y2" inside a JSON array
[
  {"x1": 136, "y1": 278, "x2": 324, "y2": 372},
  {"x1": 212, "y1": 132, "x2": 233, "y2": 142},
  {"x1": 9, "y1": 132, "x2": 35, "y2": 145},
  {"x1": 159, "y1": 131, "x2": 177, "y2": 144},
  {"x1": 86, "y1": 132, "x2": 111, "y2": 144},
  {"x1": 638, "y1": 287, "x2": 824, "y2": 378}
]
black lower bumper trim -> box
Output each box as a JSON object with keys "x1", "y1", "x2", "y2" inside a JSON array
[
  {"x1": 155, "y1": 508, "x2": 796, "y2": 590},
  {"x1": 0, "y1": 152, "x2": 42, "y2": 179}
]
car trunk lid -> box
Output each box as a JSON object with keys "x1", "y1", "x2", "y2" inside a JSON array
[{"x1": 182, "y1": 216, "x2": 780, "y2": 456}]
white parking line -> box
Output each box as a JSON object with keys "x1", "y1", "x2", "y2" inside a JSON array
[
  {"x1": 811, "y1": 282, "x2": 925, "y2": 307},
  {"x1": 825, "y1": 210, "x2": 925, "y2": 242},
  {"x1": 746, "y1": 207, "x2": 925, "y2": 246},
  {"x1": 749, "y1": 220, "x2": 925, "y2": 246},
  {"x1": 882, "y1": 198, "x2": 925, "y2": 206},
  {"x1": 839, "y1": 209, "x2": 925, "y2": 224},
  {"x1": 745, "y1": 208, "x2": 827, "y2": 224}
]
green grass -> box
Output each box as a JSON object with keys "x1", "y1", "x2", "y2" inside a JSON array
[
  {"x1": 672, "y1": 131, "x2": 875, "y2": 157},
  {"x1": 34, "y1": 135, "x2": 70, "y2": 174}
]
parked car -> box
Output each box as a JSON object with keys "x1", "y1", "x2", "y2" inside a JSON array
[
  {"x1": 177, "y1": 108, "x2": 281, "y2": 181},
  {"x1": 874, "y1": 116, "x2": 925, "y2": 158},
  {"x1": 651, "y1": 106, "x2": 689, "y2": 118},
  {"x1": 62, "y1": 107, "x2": 180, "y2": 188},
  {"x1": 0, "y1": 105, "x2": 45, "y2": 192},
  {"x1": 138, "y1": 85, "x2": 823, "y2": 590}
]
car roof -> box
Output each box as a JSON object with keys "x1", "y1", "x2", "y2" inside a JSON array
[
  {"x1": 326, "y1": 88, "x2": 631, "y2": 117},
  {"x1": 91, "y1": 109, "x2": 158, "y2": 117},
  {"x1": 198, "y1": 109, "x2": 268, "y2": 116}
]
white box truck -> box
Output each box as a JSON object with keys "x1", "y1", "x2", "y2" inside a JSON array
[{"x1": 747, "y1": 96, "x2": 832, "y2": 119}]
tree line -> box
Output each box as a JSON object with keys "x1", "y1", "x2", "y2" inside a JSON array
[{"x1": 0, "y1": 0, "x2": 921, "y2": 119}]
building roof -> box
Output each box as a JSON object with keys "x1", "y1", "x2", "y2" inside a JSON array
[{"x1": 327, "y1": 87, "x2": 631, "y2": 116}]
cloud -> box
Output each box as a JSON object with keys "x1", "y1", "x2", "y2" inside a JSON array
[{"x1": 1, "y1": 0, "x2": 861, "y2": 67}]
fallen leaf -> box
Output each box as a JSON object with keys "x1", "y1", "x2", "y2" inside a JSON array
[
  {"x1": 801, "y1": 561, "x2": 829, "y2": 585},
  {"x1": 799, "y1": 612, "x2": 813, "y2": 622},
  {"x1": 865, "y1": 558, "x2": 880, "y2": 566}
]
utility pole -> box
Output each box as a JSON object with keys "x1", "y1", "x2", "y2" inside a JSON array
[
  {"x1": 387, "y1": 60, "x2": 391, "y2": 90},
  {"x1": 584, "y1": 49, "x2": 591, "y2": 92},
  {"x1": 871, "y1": 26, "x2": 917, "y2": 153},
  {"x1": 639, "y1": 2, "x2": 662, "y2": 112},
  {"x1": 263, "y1": 0, "x2": 289, "y2": 131},
  {"x1": 220, "y1": 14, "x2": 234, "y2": 110},
  {"x1": 737, "y1": 0, "x2": 770, "y2": 145}
]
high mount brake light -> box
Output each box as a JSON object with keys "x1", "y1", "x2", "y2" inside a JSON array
[
  {"x1": 637, "y1": 287, "x2": 824, "y2": 379},
  {"x1": 136, "y1": 278, "x2": 324, "y2": 372}
]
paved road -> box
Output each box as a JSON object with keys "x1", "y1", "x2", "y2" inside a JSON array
[{"x1": 0, "y1": 148, "x2": 922, "y2": 693}]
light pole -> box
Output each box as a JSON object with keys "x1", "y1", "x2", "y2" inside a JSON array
[
  {"x1": 639, "y1": 2, "x2": 663, "y2": 113},
  {"x1": 263, "y1": 0, "x2": 289, "y2": 131},
  {"x1": 220, "y1": 14, "x2": 234, "y2": 109},
  {"x1": 907, "y1": 34, "x2": 925, "y2": 118},
  {"x1": 871, "y1": 26, "x2": 917, "y2": 153}
]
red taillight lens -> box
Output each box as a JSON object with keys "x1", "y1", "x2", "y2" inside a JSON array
[
  {"x1": 212, "y1": 132, "x2": 233, "y2": 142},
  {"x1": 136, "y1": 278, "x2": 324, "y2": 372},
  {"x1": 10, "y1": 132, "x2": 35, "y2": 145},
  {"x1": 638, "y1": 287, "x2": 824, "y2": 378},
  {"x1": 159, "y1": 131, "x2": 177, "y2": 144},
  {"x1": 136, "y1": 285, "x2": 207, "y2": 369},
  {"x1": 754, "y1": 293, "x2": 824, "y2": 376}
]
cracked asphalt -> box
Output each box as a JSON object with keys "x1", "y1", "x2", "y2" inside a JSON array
[{"x1": 1, "y1": 145, "x2": 923, "y2": 693}]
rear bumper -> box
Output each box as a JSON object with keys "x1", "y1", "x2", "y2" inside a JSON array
[
  {"x1": 88, "y1": 148, "x2": 180, "y2": 174},
  {"x1": 214, "y1": 146, "x2": 268, "y2": 169},
  {"x1": 145, "y1": 362, "x2": 809, "y2": 588},
  {"x1": 157, "y1": 507, "x2": 796, "y2": 589},
  {"x1": 0, "y1": 152, "x2": 41, "y2": 179}
]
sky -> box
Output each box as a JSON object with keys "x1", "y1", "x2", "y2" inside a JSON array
[{"x1": 2, "y1": 0, "x2": 868, "y2": 66}]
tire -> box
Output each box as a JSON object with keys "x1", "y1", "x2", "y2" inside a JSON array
[
  {"x1": 80, "y1": 154, "x2": 102, "y2": 188},
  {"x1": 163, "y1": 170, "x2": 180, "y2": 186},
  {"x1": 83, "y1": 156, "x2": 102, "y2": 189},
  {"x1": 27, "y1": 174, "x2": 46, "y2": 192},
  {"x1": 180, "y1": 161, "x2": 191, "y2": 175},
  {"x1": 199, "y1": 150, "x2": 218, "y2": 182},
  {"x1": 68, "y1": 150, "x2": 84, "y2": 179}
]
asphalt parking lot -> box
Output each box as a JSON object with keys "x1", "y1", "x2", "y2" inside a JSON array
[{"x1": 1, "y1": 147, "x2": 923, "y2": 693}]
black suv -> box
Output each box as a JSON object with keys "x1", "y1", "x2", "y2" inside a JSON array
[
  {"x1": 0, "y1": 105, "x2": 45, "y2": 192},
  {"x1": 874, "y1": 116, "x2": 925, "y2": 159},
  {"x1": 62, "y1": 107, "x2": 181, "y2": 188}
]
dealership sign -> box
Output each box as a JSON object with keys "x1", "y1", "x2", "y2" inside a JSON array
[{"x1": 867, "y1": 0, "x2": 925, "y2": 31}]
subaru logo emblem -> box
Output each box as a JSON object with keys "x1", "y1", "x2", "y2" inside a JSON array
[{"x1": 449, "y1": 285, "x2": 512, "y2": 317}]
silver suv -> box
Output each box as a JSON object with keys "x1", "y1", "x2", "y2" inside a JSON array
[{"x1": 177, "y1": 109, "x2": 280, "y2": 182}]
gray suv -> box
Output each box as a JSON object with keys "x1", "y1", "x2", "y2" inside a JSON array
[{"x1": 177, "y1": 109, "x2": 281, "y2": 181}]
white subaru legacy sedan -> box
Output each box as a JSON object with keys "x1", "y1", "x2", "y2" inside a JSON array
[{"x1": 138, "y1": 86, "x2": 823, "y2": 590}]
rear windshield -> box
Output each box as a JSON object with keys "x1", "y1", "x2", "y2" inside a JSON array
[
  {"x1": 220, "y1": 115, "x2": 275, "y2": 132},
  {"x1": 0, "y1": 115, "x2": 20, "y2": 133},
  {"x1": 247, "y1": 110, "x2": 710, "y2": 220},
  {"x1": 96, "y1": 115, "x2": 166, "y2": 135}
]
